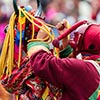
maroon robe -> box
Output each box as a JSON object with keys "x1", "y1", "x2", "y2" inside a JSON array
[{"x1": 30, "y1": 50, "x2": 100, "y2": 100}]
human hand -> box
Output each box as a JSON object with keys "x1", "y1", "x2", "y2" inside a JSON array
[
  {"x1": 27, "y1": 23, "x2": 51, "y2": 58},
  {"x1": 27, "y1": 44, "x2": 50, "y2": 58},
  {"x1": 37, "y1": 26, "x2": 48, "y2": 39},
  {"x1": 56, "y1": 19, "x2": 70, "y2": 49},
  {"x1": 37, "y1": 25, "x2": 52, "y2": 43}
]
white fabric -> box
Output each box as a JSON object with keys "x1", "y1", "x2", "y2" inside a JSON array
[{"x1": 84, "y1": 60, "x2": 100, "y2": 75}]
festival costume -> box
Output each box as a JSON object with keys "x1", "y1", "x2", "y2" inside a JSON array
[
  {"x1": 1, "y1": 0, "x2": 100, "y2": 100},
  {"x1": 27, "y1": 21, "x2": 100, "y2": 100},
  {"x1": 0, "y1": 0, "x2": 69, "y2": 99},
  {"x1": 29, "y1": 50, "x2": 100, "y2": 100}
]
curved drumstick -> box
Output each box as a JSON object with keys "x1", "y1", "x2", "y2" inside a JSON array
[{"x1": 52, "y1": 20, "x2": 88, "y2": 47}]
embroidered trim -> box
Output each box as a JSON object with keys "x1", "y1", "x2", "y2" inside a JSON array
[{"x1": 84, "y1": 60, "x2": 100, "y2": 100}]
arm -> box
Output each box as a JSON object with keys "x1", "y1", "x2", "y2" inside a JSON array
[
  {"x1": 56, "y1": 19, "x2": 69, "y2": 49},
  {"x1": 56, "y1": 19, "x2": 73, "y2": 58},
  {"x1": 28, "y1": 45, "x2": 93, "y2": 88}
]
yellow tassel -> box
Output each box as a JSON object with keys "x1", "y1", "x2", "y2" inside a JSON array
[
  {"x1": 0, "y1": 13, "x2": 16, "y2": 76},
  {"x1": 42, "y1": 86, "x2": 49, "y2": 100}
]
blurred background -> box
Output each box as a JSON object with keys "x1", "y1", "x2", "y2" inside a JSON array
[
  {"x1": 1, "y1": 0, "x2": 100, "y2": 25},
  {"x1": 0, "y1": 0, "x2": 100, "y2": 43}
]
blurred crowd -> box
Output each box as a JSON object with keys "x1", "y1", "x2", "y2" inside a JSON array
[
  {"x1": 0, "y1": 0, "x2": 100, "y2": 35},
  {"x1": 1, "y1": 0, "x2": 100, "y2": 25},
  {"x1": 1, "y1": 0, "x2": 100, "y2": 49}
]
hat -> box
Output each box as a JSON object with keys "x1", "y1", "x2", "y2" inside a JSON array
[{"x1": 82, "y1": 24, "x2": 100, "y2": 54}]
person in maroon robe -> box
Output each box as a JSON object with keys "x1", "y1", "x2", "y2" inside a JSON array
[{"x1": 27, "y1": 19, "x2": 100, "y2": 100}]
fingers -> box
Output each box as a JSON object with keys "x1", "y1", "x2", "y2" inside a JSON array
[
  {"x1": 37, "y1": 29, "x2": 47, "y2": 39},
  {"x1": 56, "y1": 19, "x2": 68, "y2": 30},
  {"x1": 37, "y1": 26, "x2": 51, "y2": 39}
]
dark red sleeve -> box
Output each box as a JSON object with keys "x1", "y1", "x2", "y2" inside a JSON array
[{"x1": 30, "y1": 50, "x2": 98, "y2": 88}]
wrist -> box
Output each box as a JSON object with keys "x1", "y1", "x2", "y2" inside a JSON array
[
  {"x1": 60, "y1": 45, "x2": 73, "y2": 58},
  {"x1": 27, "y1": 42, "x2": 50, "y2": 58},
  {"x1": 27, "y1": 41, "x2": 50, "y2": 51},
  {"x1": 28, "y1": 45, "x2": 50, "y2": 58}
]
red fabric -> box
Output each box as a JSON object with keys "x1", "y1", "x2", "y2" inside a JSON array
[
  {"x1": 97, "y1": 95, "x2": 100, "y2": 100},
  {"x1": 30, "y1": 50, "x2": 100, "y2": 100},
  {"x1": 91, "y1": 13, "x2": 97, "y2": 20},
  {"x1": 83, "y1": 24, "x2": 100, "y2": 54}
]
